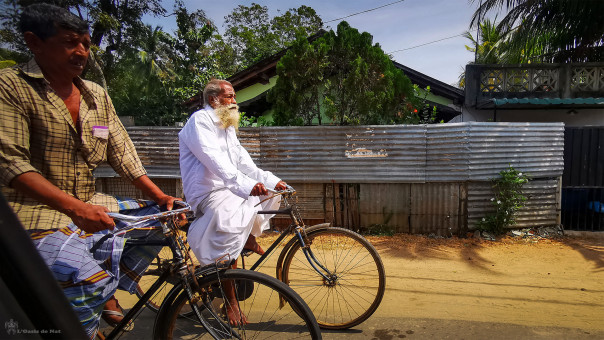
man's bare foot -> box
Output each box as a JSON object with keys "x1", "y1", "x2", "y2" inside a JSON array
[
  {"x1": 225, "y1": 302, "x2": 248, "y2": 326},
  {"x1": 243, "y1": 235, "x2": 264, "y2": 255}
]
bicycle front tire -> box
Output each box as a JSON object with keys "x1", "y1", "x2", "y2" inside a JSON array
[
  {"x1": 282, "y1": 226, "x2": 386, "y2": 330},
  {"x1": 154, "y1": 269, "x2": 322, "y2": 339}
]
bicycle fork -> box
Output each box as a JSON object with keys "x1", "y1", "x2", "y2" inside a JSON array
[{"x1": 294, "y1": 226, "x2": 338, "y2": 286}]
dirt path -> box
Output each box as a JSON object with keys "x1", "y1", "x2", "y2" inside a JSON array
[
  {"x1": 113, "y1": 232, "x2": 604, "y2": 339},
  {"x1": 364, "y1": 233, "x2": 604, "y2": 337}
]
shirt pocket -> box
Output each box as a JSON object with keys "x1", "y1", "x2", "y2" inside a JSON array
[{"x1": 84, "y1": 135, "x2": 108, "y2": 167}]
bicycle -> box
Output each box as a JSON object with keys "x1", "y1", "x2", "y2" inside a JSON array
[
  {"x1": 137, "y1": 187, "x2": 386, "y2": 330},
  {"x1": 103, "y1": 200, "x2": 322, "y2": 339}
]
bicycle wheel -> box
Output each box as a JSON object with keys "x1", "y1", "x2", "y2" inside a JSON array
[
  {"x1": 154, "y1": 269, "x2": 322, "y2": 339},
  {"x1": 282, "y1": 227, "x2": 385, "y2": 330}
]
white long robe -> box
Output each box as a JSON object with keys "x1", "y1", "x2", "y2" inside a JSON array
[{"x1": 179, "y1": 106, "x2": 281, "y2": 265}]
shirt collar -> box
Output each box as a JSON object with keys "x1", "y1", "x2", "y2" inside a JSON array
[
  {"x1": 20, "y1": 59, "x2": 46, "y2": 80},
  {"x1": 204, "y1": 104, "x2": 221, "y2": 124},
  {"x1": 19, "y1": 58, "x2": 98, "y2": 103}
]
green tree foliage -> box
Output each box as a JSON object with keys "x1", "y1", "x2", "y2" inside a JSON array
[
  {"x1": 470, "y1": 0, "x2": 604, "y2": 62},
  {"x1": 106, "y1": 24, "x2": 176, "y2": 125},
  {"x1": 0, "y1": 0, "x2": 166, "y2": 86},
  {"x1": 0, "y1": 0, "x2": 225, "y2": 125},
  {"x1": 165, "y1": 2, "x2": 223, "y2": 99},
  {"x1": 269, "y1": 21, "x2": 420, "y2": 126},
  {"x1": 0, "y1": 1, "x2": 330, "y2": 125},
  {"x1": 269, "y1": 36, "x2": 329, "y2": 126},
  {"x1": 0, "y1": 46, "x2": 28, "y2": 68},
  {"x1": 459, "y1": 17, "x2": 552, "y2": 88},
  {"x1": 463, "y1": 18, "x2": 508, "y2": 65},
  {"x1": 0, "y1": 0, "x2": 25, "y2": 52},
  {"x1": 108, "y1": 2, "x2": 224, "y2": 125},
  {"x1": 223, "y1": 3, "x2": 322, "y2": 70}
]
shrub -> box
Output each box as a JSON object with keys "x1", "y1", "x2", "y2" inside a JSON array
[{"x1": 478, "y1": 165, "x2": 529, "y2": 235}]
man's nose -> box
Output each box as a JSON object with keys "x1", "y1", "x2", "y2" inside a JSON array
[{"x1": 75, "y1": 43, "x2": 89, "y2": 56}]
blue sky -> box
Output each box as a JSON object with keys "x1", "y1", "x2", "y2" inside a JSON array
[{"x1": 144, "y1": 0, "x2": 496, "y2": 87}]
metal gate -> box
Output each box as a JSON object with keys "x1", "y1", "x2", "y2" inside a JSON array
[{"x1": 562, "y1": 127, "x2": 604, "y2": 231}]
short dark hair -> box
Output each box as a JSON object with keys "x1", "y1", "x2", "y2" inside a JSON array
[{"x1": 19, "y1": 3, "x2": 89, "y2": 40}]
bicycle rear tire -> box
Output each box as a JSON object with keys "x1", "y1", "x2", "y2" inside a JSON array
[
  {"x1": 282, "y1": 226, "x2": 386, "y2": 330},
  {"x1": 153, "y1": 269, "x2": 322, "y2": 339}
]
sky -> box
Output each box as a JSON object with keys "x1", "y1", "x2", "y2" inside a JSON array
[{"x1": 143, "y1": 0, "x2": 495, "y2": 87}]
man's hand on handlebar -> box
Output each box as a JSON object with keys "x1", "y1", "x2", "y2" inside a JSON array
[
  {"x1": 154, "y1": 195, "x2": 188, "y2": 223},
  {"x1": 251, "y1": 181, "x2": 289, "y2": 196},
  {"x1": 275, "y1": 181, "x2": 288, "y2": 191},
  {"x1": 154, "y1": 194, "x2": 183, "y2": 211},
  {"x1": 250, "y1": 183, "x2": 268, "y2": 196},
  {"x1": 67, "y1": 203, "x2": 115, "y2": 233}
]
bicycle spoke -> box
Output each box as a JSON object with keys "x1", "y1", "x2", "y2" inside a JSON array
[
  {"x1": 159, "y1": 270, "x2": 319, "y2": 339},
  {"x1": 283, "y1": 227, "x2": 385, "y2": 329}
]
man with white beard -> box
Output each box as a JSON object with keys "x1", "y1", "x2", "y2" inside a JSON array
[{"x1": 179, "y1": 79, "x2": 287, "y2": 323}]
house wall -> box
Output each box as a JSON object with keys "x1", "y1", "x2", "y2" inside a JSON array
[
  {"x1": 235, "y1": 76, "x2": 277, "y2": 104},
  {"x1": 456, "y1": 107, "x2": 603, "y2": 126},
  {"x1": 416, "y1": 87, "x2": 454, "y2": 106}
]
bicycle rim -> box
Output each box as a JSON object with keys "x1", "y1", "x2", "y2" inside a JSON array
[
  {"x1": 282, "y1": 227, "x2": 386, "y2": 329},
  {"x1": 159, "y1": 269, "x2": 321, "y2": 339}
]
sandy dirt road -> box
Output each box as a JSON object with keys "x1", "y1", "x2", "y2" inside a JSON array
[{"x1": 110, "y1": 232, "x2": 604, "y2": 339}]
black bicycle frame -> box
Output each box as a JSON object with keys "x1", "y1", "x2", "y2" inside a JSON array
[
  {"x1": 255, "y1": 208, "x2": 334, "y2": 282},
  {"x1": 106, "y1": 227, "x2": 227, "y2": 340}
]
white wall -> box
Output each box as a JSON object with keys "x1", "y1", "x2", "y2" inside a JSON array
[{"x1": 451, "y1": 108, "x2": 604, "y2": 127}]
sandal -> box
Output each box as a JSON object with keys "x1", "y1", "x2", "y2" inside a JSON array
[{"x1": 101, "y1": 297, "x2": 134, "y2": 332}]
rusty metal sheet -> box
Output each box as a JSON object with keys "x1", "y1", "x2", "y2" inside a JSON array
[
  {"x1": 409, "y1": 183, "x2": 461, "y2": 236},
  {"x1": 252, "y1": 125, "x2": 427, "y2": 183},
  {"x1": 92, "y1": 123, "x2": 563, "y2": 234},
  {"x1": 359, "y1": 183, "x2": 411, "y2": 234}
]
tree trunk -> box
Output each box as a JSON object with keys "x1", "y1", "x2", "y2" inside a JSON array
[{"x1": 84, "y1": 51, "x2": 107, "y2": 89}]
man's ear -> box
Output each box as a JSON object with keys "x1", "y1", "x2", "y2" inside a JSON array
[
  {"x1": 23, "y1": 32, "x2": 43, "y2": 54},
  {"x1": 208, "y1": 96, "x2": 218, "y2": 108}
]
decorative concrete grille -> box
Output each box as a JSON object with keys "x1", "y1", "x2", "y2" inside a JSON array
[
  {"x1": 480, "y1": 68, "x2": 559, "y2": 93},
  {"x1": 480, "y1": 69, "x2": 504, "y2": 92},
  {"x1": 532, "y1": 69, "x2": 558, "y2": 92},
  {"x1": 572, "y1": 67, "x2": 604, "y2": 91}
]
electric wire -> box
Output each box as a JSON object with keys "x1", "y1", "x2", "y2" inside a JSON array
[
  {"x1": 389, "y1": 30, "x2": 478, "y2": 54},
  {"x1": 324, "y1": 0, "x2": 406, "y2": 23}
]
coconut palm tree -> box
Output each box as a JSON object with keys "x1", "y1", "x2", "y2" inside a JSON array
[
  {"x1": 470, "y1": 0, "x2": 604, "y2": 62},
  {"x1": 463, "y1": 18, "x2": 510, "y2": 65}
]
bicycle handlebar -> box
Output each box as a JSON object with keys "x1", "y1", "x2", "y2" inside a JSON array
[
  {"x1": 107, "y1": 200, "x2": 191, "y2": 225},
  {"x1": 267, "y1": 184, "x2": 296, "y2": 195},
  {"x1": 90, "y1": 201, "x2": 191, "y2": 254}
]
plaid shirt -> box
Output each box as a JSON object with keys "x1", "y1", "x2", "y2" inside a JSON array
[{"x1": 0, "y1": 59, "x2": 146, "y2": 230}]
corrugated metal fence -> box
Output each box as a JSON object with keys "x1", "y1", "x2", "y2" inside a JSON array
[{"x1": 95, "y1": 122, "x2": 564, "y2": 235}]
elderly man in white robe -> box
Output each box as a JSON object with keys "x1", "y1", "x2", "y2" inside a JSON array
[{"x1": 179, "y1": 79, "x2": 286, "y2": 324}]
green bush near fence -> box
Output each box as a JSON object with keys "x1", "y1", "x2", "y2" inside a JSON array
[{"x1": 478, "y1": 165, "x2": 529, "y2": 235}]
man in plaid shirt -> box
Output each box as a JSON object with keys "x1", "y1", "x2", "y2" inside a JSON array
[{"x1": 0, "y1": 4, "x2": 180, "y2": 337}]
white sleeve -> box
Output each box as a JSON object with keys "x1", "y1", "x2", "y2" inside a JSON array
[
  {"x1": 237, "y1": 141, "x2": 281, "y2": 190},
  {"x1": 181, "y1": 114, "x2": 257, "y2": 198}
]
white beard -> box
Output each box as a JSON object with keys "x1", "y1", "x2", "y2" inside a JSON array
[{"x1": 215, "y1": 103, "x2": 240, "y2": 130}]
